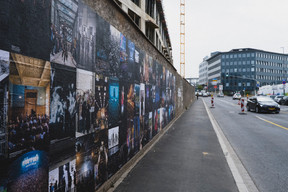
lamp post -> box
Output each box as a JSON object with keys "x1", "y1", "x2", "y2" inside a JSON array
[{"x1": 281, "y1": 47, "x2": 286, "y2": 96}]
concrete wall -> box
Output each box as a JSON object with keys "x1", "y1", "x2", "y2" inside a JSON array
[{"x1": 84, "y1": 0, "x2": 194, "y2": 113}]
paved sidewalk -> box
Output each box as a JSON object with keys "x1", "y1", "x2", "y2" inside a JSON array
[{"x1": 113, "y1": 100, "x2": 239, "y2": 192}]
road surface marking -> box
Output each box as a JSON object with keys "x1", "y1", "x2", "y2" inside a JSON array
[
  {"x1": 203, "y1": 100, "x2": 258, "y2": 192},
  {"x1": 256, "y1": 116, "x2": 288, "y2": 131}
]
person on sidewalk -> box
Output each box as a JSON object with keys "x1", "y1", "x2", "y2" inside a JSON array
[{"x1": 196, "y1": 92, "x2": 199, "y2": 100}]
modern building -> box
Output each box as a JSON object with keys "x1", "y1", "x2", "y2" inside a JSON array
[
  {"x1": 198, "y1": 56, "x2": 209, "y2": 86},
  {"x1": 186, "y1": 78, "x2": 199, "y2": 86},
  {"x1": 114, "y1": 0, "x2": 173, "y2": 63},
  {"x1": 207, "y1": 53, "x2": 221, "y2": 92},
  {"x1": 206, "y1": 48, "x2": 288, "y2": 94}
]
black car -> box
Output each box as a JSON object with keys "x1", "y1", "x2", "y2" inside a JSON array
[
  {"x1": 246, "y1": 96, "x2": 280, "y2": 113},
  {"x1": 279, "y1": 96, "x2": 288, "y2": 105}
]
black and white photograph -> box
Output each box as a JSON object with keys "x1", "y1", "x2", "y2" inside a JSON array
[{"x1": 76, "y1": 69, "x2": 96, "y2": 137}]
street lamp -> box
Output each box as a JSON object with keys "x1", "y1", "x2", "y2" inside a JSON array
[{"x1": 281, "y1": 47, "x2": 286, "y2": 96}]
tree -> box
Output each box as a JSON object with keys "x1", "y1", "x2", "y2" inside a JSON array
[{"x1": 197, "y1": 85, "x2": 203, "y2": 90}]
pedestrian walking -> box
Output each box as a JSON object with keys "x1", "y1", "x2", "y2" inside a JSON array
[{"x1": 196, "y1": 92, "x2": 199, "y2": 100}]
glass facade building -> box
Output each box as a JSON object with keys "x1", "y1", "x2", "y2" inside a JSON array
[{"x1": 207, "y1": 48, "x2": 288, "y2": 94}]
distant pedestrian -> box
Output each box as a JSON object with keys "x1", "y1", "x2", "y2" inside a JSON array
[{"x1": 196, "y1": 92, "x2": 199, "y2": 100}]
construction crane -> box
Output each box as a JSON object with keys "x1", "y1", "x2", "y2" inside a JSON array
[{"x1": 180, "y1": 0, "x2": 185, "y2": 78}]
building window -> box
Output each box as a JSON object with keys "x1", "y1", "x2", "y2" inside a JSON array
[
  {"x1": 131, "y1": 0, "x2": 140, "y2": 7},
  {"x1": 115, "y1": 0, "x2": 122, "y2": 6},
  {"x1": 238, "y1": 82, "x2": 242, "y2": 87},
  {"x1": 145, "y1": 0, "x2": 155, "y2": 18},
  {"x1": 251, "y1": 68, "x2": 255, "y2": 72},
  {"x1": 251, "y1": 53, "x2": 255, "y2": 57},
  {"x1": 226, "y1": 83, "x2": 229, "y2": 87},
  {"x1": 128, "y1": 9, "x2": 141, "y2": 27},
  {"x1": 234, "y1": 68, "x2": 237, "y2": 72},
  {"x1": 145, "y1": 24, "x2": 154, "y2": 43}
]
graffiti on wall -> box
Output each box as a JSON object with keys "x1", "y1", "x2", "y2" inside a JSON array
[{"x1": 0, "y1": 0, "x2": 179, "y2": 191}]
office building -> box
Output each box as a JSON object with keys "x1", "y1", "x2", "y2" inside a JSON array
[{"x1": 206, "y1": 48, "x2": 288, "y2": 94}]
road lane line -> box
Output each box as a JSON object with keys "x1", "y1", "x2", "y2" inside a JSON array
[
  {"x1": 256, "y1": 116, "x2": 288, "y2": 131},
  {"x1": 203, "y1": 100, "x2": 259, "y2": 192}
]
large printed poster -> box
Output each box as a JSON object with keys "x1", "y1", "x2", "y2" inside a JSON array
[{"x1": 0, "y1": 0, "x2": 178, "y2": 191}]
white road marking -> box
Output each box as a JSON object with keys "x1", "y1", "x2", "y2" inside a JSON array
[{"x1": 203, "y1": 100, "x2": 259, "y2": 192}]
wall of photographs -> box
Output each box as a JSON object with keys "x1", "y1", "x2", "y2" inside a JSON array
[{"x1": 0, "y1": 0, "x2": 188, "y2": 191}]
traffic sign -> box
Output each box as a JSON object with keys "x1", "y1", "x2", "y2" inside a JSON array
[
  {"x1": 256, "y1": 81, "x2": 260, "y2": 87},
  {"x1": 214, "y1": 85, "x2": 217, "y2": 89},
  {"x1": 283, "y1": 79, "x2": 286, "y2": 85}
]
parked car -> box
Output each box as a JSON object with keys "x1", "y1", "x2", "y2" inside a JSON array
[
  {"x1": 279, "y1": 96, "x2": 288, "y2": 105},
  {"x1": 246, "y1": 96, "x2": 280, "y2": 113},
  {"x1": 217, "y1": 93, "x2": 224, "y2": 97},
  {"x1": 198, "y1": 92, "x2": 203, "y2": 96},
  {"x1": 274, "y1": 95, "x2": 284, "y2": 103},
  {"x1": 269, "y1": 95, "x2": 276, "y2": 100},
  {"x1": 232, "y1": 93, "x2": 241, "y2": 100},
  {"x1": 203, "y1": 92, "x2": 208, "y2": 97}
]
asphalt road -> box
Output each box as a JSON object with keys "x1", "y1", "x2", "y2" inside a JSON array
[{"x1": 202, "y1": 96, "x2": 288, "y2": 192}]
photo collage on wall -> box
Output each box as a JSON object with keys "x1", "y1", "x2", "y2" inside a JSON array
[{"x1": 0, "y1": 0, "x2": 177, "y2": 191}]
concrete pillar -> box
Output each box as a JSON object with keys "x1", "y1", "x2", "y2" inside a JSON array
[
  {"x1": 121, "y1": 3, "x2": 129, "y2": 14},
  {"x1": 140, "y1": 0, "x2": 146, "y2": 32}
]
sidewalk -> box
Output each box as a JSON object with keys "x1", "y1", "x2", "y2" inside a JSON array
[{"x1": 113, "y1": 100, "x2": 239, "y2": 192}]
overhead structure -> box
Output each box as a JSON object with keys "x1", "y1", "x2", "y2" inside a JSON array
[{"x1": 180, "y1": 0, "x2": 185, "y2": 78}]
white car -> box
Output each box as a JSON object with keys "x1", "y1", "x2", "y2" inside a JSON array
[
  {"x1": 232, "y1": 93, "x2": 241, "y2": 100},
  {"x1": 203, "y1": 92, "x2": 208, "y2": 97},
  {"x1": 274, "y1": 95, "x2": 284, "y2": 103}
]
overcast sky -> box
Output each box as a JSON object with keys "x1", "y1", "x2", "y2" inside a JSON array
[{"x1": 162, "y1": 0, "x2": 288, "y2": 78}]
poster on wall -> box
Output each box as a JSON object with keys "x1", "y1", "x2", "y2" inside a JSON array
[
  {"x1": 8, "y1": 53, "x2": 51, "y2": 159},
  {"x1": 0, "y1": 0, "x2": 51, "y2": 61},
  {"x1": 108, "y1": 77, "x2": 120, "y2": 127},
  {"x1": 49, "y1": 63, "x2": 76, "y2": 164},
  {"x1": 76, "y1": 69, "x2": 96, "y2": 137},
  {"x1": 95, "y1": 21, "x2": 121, "y2": 76},
  {"x1": 50, "y1": 0, "x2": 79, "y2": 68},
  {"x1": 49, "y1": 158, "x2": 76, "y2": 192},
  {"x1": 8, "y1": 151, "x2": 48, "y2": 192},
  {"x1": 94, "y1": 74, "x2": 109, "y2": 131},
  {"x1": 108, "y1": 126, "x2": 119, "y2": 156},
  {"x1": 0, "y1": 50, "x2": 10, "y2": 191},
  {"x1": 0, "y1": 50, "x2": 9, "y2": 159},
  {"x1": 126, "y1": 84, "x2": 134, "y2": 159},
  {"x1": 75, "y1": 131, "x2": 108, "y2": 191}
]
